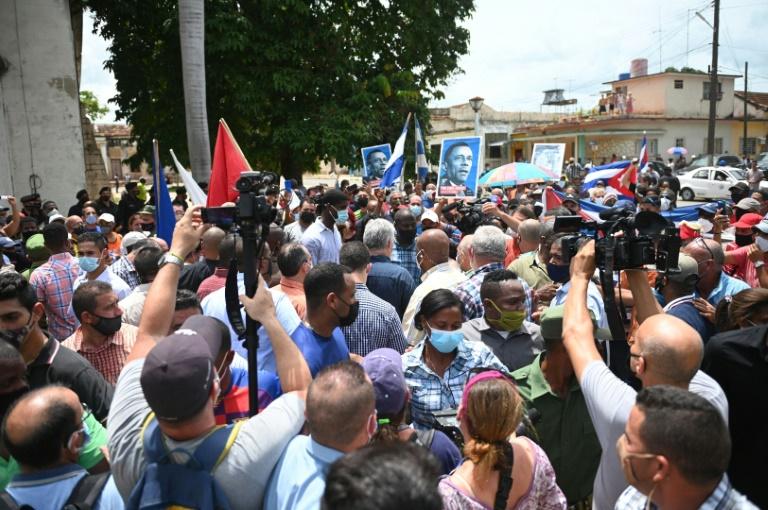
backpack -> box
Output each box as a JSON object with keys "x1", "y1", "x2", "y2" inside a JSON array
[
  {"x1": 125, "y1": 413, "x2": 244, "y2": 510},
  {"x1": 0, "y1": 471, "x2": 110, "y2": 510}
]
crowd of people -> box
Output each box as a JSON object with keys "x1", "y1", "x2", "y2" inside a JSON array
[{"x1": 0, "y1": 165, "x2": 766, "y2": 510}]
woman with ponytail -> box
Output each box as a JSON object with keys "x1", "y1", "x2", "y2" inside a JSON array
[{"x1": 439, "y1": 371, "x2": 566, "y2": 510}]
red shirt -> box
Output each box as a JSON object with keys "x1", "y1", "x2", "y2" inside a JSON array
[
  {"x1": 723, "y1": 243, "x2": 759, "y2": 288},
  {"x1": 197, "y1": 267, "x2": 228, "y2": 301}
]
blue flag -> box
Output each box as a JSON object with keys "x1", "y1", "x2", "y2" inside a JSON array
[
  {"x1": 414, "y1": 116, "x2": 429, "y2": 183},
  {"x1": 152, "y1": 139, "x2": 176, "y2": 244},
  {"x1": 380, "y1": 113, "x2": 412, "y2": 188}
]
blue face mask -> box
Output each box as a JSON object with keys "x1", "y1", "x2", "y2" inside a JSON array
[
  {"x1": 410, "y1": 205, "x2": 423, "y2": 217},
  {"x1": 78, "y1": 256, "x2": 100, "y2": 273},
  {"x1": 335, "y1": 209, "x2": 349, "y2": 225},
  {"x1": 428, "y1": 327, "x2": 463, "y2": 353},
  {"x1": 546, "y1": 263, "x2": 570, "y2": 284}
]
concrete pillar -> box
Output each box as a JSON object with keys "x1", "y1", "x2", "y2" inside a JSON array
[
  {"x1": 576, "y1": 134, "x2": 586, "y2": 164},
  {"x1": 0, "y1": 0, "x2": 86, "y2": 207}
]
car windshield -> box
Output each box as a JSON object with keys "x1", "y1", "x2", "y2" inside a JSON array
[
  {"x1": 729, "y1": 169, "x2": 747, "y2": 180},
  {"x1": 758, "y1": 153, "x2": 768, "y2": 164}
]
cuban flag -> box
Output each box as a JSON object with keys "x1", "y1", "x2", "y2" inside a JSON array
[
  {"x1": 380, "y1": 113, "x2": 412, "y2": 188},
  {"x1": 638, "y1": 135, "x2": 649, "y2": 173},
  {"x1": 414, "y1": 116, "x2": 429, "y2": 183},
  {"x1": 151, "y1": 139, "x2": 177, "y2": 244},
  {"x1": 582, "y1": 160, "x2": 637, "y2": 199}
]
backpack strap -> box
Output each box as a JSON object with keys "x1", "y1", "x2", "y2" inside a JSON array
[
  {"x1": 192, "y1": 420, "x2": 245, "y2": 472},
  {"x1": 412, "y1": 428, "x2": 435, "y2": 450},
  {"x1": 62, "y1": 472, "x2": 111, "y2": 510},
  {"x1": 0, "y1": 492, "x2": 19, "y2": 510}
]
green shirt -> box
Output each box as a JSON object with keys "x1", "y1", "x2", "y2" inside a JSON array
[
  {"x1": 0, "y1": 410, "x2": 107, "y2": 490},
  {"x1": 512, "y1": 353, "x2": 601, "y2": 504},
  {"x1": 508, "y1": 251, "x2": 552, "y2": 290}
]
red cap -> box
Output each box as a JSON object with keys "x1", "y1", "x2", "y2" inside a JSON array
[{"x1": 733, "y1": 213, "x2": 763, "y2": 229}]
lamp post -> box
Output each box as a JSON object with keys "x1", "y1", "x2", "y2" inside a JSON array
[{"x1": 469, "y1": 96, "x2": 484, "y2": 136}]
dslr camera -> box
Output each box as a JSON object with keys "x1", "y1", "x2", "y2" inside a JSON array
[{"x1": 201, "y1": 171, "x2": 279, "y2": 229}]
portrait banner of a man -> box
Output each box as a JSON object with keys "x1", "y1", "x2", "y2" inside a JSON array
[
  {"x1": 361, "y1": 144, "x2": 392, "y2": 181},
  {"x1": 437, "y1": 136, "x2": 482, "y2": 198}
]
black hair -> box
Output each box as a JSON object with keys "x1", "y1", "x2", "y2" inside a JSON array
[
  {"x1": 0, "y1": 273, "x2": 36, "y2": 311},
  {"x1": 513, "y1": 206, "x2": 537, "y2": 220},
  {"x1": 2, "y1": 388, "x2": 78, "y2": 469},
  {"x1": 133, "y1": 245, "x2": 164, "y2": 284},
  {"x1": 322, "y1": 442, "x2": 442, "y2": 510},
  {"x1": 99, "y1": 186, "x2": 111, "y2": 194},
  {"x1": 444, "y1": 141, "x2": 472, "y2": 162},
  {"x1": 76, "y1": 189, "x2": 88, "y2": 200},
  {"x1": 125, "y1": 237, "x2": 153, "y2": 255},
  {"x1": 636, "y1": 386, "x2": 730, "y2": 486},
  {"x1": 174, "y1": 289, "x2": 201, "y2": 312},
  {"x1": 339, "y1": 242, "x2": 370, "y2": 272},
  {"x1": 304, "y1": 263, "x2": 351, "y2": 311},
  {"x1": 543, "y1": 207, "x2": 572, "y2": 217},
  {"x1": 277, "y1": 243, "x2": 310, "y2": 278},
  {"x1": 480, "y1": 270, "x2": 521, "y2": 300},
  {"x1": 125, "y1": 182, "x2": 138, "y2": 191},
  {"x1": 320, "y1": 189, "x2": 348, "y2": 209},
  {"x1": 414, "y1": 289, "x2": 464, "y2": 330},
  {"x1": 77, "y1": 231, "x2": 107, "y2": 251},
  {"x1": 71, "y1": 281, "x2": 113, "y2": 321},
  {"x1": 42, "y1": 222, "x2": 69, "y2": 251}
]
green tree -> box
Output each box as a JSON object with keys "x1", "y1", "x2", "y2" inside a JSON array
[
  {"x1": 84, "y1": 0, "x2": 474, "y2": 181},
  {"x1": 79, "y1": 90, "x2": 109, "y2": 121}
]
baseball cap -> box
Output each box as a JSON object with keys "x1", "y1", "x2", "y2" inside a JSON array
[
  {"x1": 362, "y1": 348, "x2": 407, "y2": 417},
  {"x1": 421, "y1": 209, "x2": 439, "y2": 224},
  {"x1": 755, "y1": 216, "x2": 768, "y2": 234},
  {"x1": 735, "y1": 198, "x2": 761, "y2": 212},
  {"x1": 98, "y1": 213, "x2": 115, "y2": 224},
  {"x1": 697, "y1": 202, "x2": 719, "y2": 216},
  {"x1": 732, "y1": 212, "x2": 763, "y2": 229},
  {"x1": 139, "y1": 205, "x2": 156, "y2": 215},
  {"x1": 181, "y1": 315, "x2": 229, "y2": 359},
  {"x1": 48, "y1": 213, "x2": 65, "y2": 224},
  {"x1": 140, "y1": 331, "x2": 216, "y2": 422},
  {"x1": 679, "y1": 221, "x2": 701, "y2": 241},
  {"x1": 667, "y1": 254, "x2": 699, "y2": 286},
  {"x1": 729, "y1": 182, "x2": 749, "y2": 193},
  {"x1": 540, "y1": 305, "x2": 611, "y2": 342},
  {"x1": 122, "y1": 231, "x2": 149, "y2": 252},
  {"x1": 642, "y1": 195, "x2": 661, "y2": 207},
  {"x1": 24, "y1": 233, "x2": 48, "y2": 260},
  {"x1": 562, "y1": 194, "x2": 578, "y2": 204}
]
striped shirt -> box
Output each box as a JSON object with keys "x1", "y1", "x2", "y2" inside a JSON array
[
  {"x1": 29, "y1": 253, "x2": 79, "y2": 340},
  {"x1": 108, "y1": 255, "x2": 141, "y2": 290},
  {"x1": 616, "y1": 475, "x2": 758, "y2": 509},
  {"x1": 392, "y1": 241, "x2": 421, "y2": 283},
  {"x1": 61, "y1": 323, "x2": 138, "y2": 384},
  {"x1": 342, "y1": 283, "x2": 408, "y2": 356},
  {"x1": 452, "y1": 263, "x2": 533, "y2": 321}
]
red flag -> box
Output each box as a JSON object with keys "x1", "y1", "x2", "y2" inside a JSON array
[{"x1": 207, "y1": 119, "x2": 252, "y2": 206}]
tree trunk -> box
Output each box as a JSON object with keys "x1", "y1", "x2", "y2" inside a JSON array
[{"x1": 178, "y1": 0, "x2": 211, "y2": 183}]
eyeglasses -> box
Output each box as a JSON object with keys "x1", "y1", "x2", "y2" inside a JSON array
[{"x1": 695, "y1": 237, "x2": 716, "y2": 263}]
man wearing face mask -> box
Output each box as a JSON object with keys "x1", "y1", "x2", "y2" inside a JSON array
[
  {"x1": 72, "y1": 232, "x2": 131, "y2": 301},
  {"x1": 97, "y1": 213, "x2": 121, "y2": 259},
  {"x1": 723, "y1": 213, "x2": 768, "y2": 289},
  {"x1": 462, "y1": 270, "x2": 543, "y2": 372},
  {"x1": 62, "y1": 281, "x2": 137, "y2": 384},
  {"x1": 392, "y1": 209, "x2": 421, "y2": 282},
  {"x1": 283, "y1": 199, "x2": 317, "y2": 244},
  {"x1": 289, "y1": 263, "x2": 353, "y2": 376},
  {"x1": 0, "y1": 386, "x2": 124, "y2": 508},
  {"x1": 615, "y1": 386, "x2": 756, "y2": 510},
  {"x1": 0, "y1": 273, "x2": 113, "y2": 421},
  {"x1": 301, "y1": 189, "x2": 347, "y2": 265}
]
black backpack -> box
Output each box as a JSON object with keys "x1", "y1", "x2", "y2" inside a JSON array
[{"x1": 0, "y1": 472, "x2": 110, "y2": 510}]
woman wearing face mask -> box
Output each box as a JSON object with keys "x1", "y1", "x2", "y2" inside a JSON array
[
  {"x1": 722, "y1": 213, "x2": 767, "y2": 288},
  {"x1": 403, "y1": 289, "x2": 508, "y2": 429}
]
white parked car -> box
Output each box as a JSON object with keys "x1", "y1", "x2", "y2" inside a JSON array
[{"x1": 677, "y1": 166, "x2": 751, "y2": 201}]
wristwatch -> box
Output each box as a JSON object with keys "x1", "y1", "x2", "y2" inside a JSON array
[
  {"x1": 755, "y1": 259, "x2": 765, "y2": 269},
  {"x1": 158, "y1": 252, "x2": 185, "y2": 269}
]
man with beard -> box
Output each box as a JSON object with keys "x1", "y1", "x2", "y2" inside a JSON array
[{"x1": 439, "y1": 142, "x2": 475, "y2": 197}]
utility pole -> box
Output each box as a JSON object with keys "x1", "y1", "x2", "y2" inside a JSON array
[
  {"x1": 706, "y1": 0, "x2": 720, "y2": 166},
  {"x1": 743, "y1": 61, "x2": 748, "y2": 158}
]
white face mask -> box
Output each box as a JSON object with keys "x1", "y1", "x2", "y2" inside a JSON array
[
  {"x1": 698, "y1": 218, "x2": 713, "y2": 233},
  {"x1": 660, "y1": 197, "x2": 671, "y2": 211},
  {"x1": 756, "y1": 236, "x2": 768, "y2": 253}
]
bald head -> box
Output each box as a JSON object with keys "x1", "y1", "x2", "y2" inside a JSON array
[
  {"x1": 200, "y1": 226, "x2": 227, "y2": 260},
  {"x1": 416, "y1": 229, "x2": 450, "y2": 270},
  {"x1": 3, "y1": 386, "x2": 82, "y2": 469},
  {"x1": 65, "y1": 215, "x2": 82, "y2": 233},
  {"x1": 517, "y1": 219, "x2": 542, "y2": 243},
  {"x1": 683, "y1": 238, "x2": 724, "y2": 266},
  {"x1": 636, "y1": 315, "x2": 703, "y2": 386},
  {"x1": 457, "y1": 234, "x2": 474, "y2": 272}
]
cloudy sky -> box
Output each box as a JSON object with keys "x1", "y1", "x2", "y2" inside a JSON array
[{"x1": 82, "y1": 0, "x2": 768, "y2": 122}]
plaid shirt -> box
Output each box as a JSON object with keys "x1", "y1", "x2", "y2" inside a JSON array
[
  {"x1": 403, "y1": 337, "x2": 507, "y2": 428},
  {"x1": 392, "y1": 241, "x2": 421, "y2": 282},
  {"x1": 61, "y1": 323, "x2": 138, "y2": 384},
  {"x1": 452, "y1": 262, "x2": 533, "y2": 321},
  {"x1": 29, "y1": 253, "x2": 79, "y2": 340},
  {"x1": 616, "y1": 475, "x2": 758, "y2": 510},
  {"x1": 109, "y1": 256, "x2": 141, "y2": 290},
  {"x1": 342, "y1": 283, "x2": 408, "y2": 356}
]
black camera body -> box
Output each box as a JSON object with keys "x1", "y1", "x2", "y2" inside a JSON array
[
  {"x1": 447, "y1": 198, "x2": 492, "y2": 235},
  {"x1": 202, "y1": 171, "x2": 278, "y2": 230}
]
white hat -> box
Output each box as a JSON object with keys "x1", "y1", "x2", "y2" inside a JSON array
[
  {"x1": 49, "y1": 213, "x2": 65, "y2": 223},
  {"x1": 98, "y1": 213, "x2": 115, "y2": 224},
  {"x1": 421, "y1": 209, "x2": 439, "y2": 223}
]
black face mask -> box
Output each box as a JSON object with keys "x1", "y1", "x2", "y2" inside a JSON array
[
  {"x1": 21, "y1": 231, "x2": 36, "y2": 243},
  {"x1": 141, "y1": 223, "x2": 155, "y2": 233},
  {"x1": 335, "y1": 298, "x2": 359, "y2": 327},
  {"x1": 91, "y1": 315, "x2": 123, "y2": 336},
  {"x1": 299, "y1": 211, "x2": 316, "y2": 225},
  {"x1": 735, "y1": 234, "x2": 754, "y2": 247},
  {"x1": 0, "y1": 386, "x2": 29, "y2": 420},
  {"x1": 397, "y1": 230, "x2": 417, "y2": 246}
]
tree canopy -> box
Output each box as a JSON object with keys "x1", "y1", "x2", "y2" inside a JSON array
[
  {"x1": 79, "y1": 90, "x2": 109, "y2": 121},
  {"x1": 84, "y1": 0, "x2": 475, "y2": 181}
]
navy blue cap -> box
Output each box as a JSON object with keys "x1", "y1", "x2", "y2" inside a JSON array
[{"x1": 698, "y1": 203, "x2": 719, "y2": 215}]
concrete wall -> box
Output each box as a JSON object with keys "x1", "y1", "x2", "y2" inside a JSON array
[{"x1": 0, "y1": 0, "x2": 86, "y2": 207}]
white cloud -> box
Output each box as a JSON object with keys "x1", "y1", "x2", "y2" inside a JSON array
[{"x1": 80, "y1": 11, "x2": 119, "y2": 122}]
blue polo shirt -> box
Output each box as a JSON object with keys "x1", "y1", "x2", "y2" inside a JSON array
[
  {"x1": 5, "y1": 464, "x2": 123, "y2": 510},
  {"x1": 291, "y1": 323, "x2": 349, "y2": 376},
  {"x1": 703, "y1": 272, "x2": 750, "y2": 306},
  {"x1": 367, "y1": 255, "x2": 417, "y2": 319}
]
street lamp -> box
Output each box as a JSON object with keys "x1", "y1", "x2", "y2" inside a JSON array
[{"x1": 469, "y1": 96, "x2": 484, "y2": 136}]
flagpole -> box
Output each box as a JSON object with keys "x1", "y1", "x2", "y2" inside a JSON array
[
  {"x1": 400, "y1": 113, "x2": 412, "y2": 192},
  {"x1": 414, "y1": 115, "x2": 419, "y2": 185}
]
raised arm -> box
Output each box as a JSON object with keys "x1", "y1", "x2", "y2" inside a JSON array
[
  {"x1": 625, "y1": 269, "x2": 664, "y2": 324},
  {"x1": 1, "y1": 197, "x2": 21, "y2": 237},
  {"x1": 562, "y1": 240, "x2": 602, "y2": 382},
  {"x1": 240, "y1": 275, "x2": 311, "y2": 396},
  {"x1": 128, "y1": 205, "x2": 204, "y2": 362}
]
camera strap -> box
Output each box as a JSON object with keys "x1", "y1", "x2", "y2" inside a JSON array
[
  {"x1": 225, "y1": 256, "x2": 246, "y2": 339},
  {"x1": 599, "y1": 238, "x2": 627, "y2": 342}
]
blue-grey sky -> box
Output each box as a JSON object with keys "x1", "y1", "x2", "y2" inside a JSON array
[{"x1": 81, "y1": 0, "x2": 768, "y2": 122}]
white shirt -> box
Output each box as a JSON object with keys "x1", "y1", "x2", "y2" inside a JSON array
[
  {"x1": 118, "y1": 283, "x2": 151, "y2": 326},
  {"x1": 301, "y1": 219, "x2": 341, "y2": 264},
  {"x1": 73, "y1": 268, "x2": 131, "y2": 300}
]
